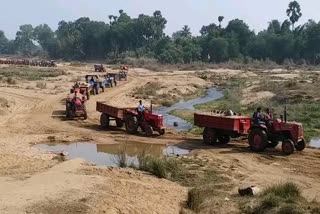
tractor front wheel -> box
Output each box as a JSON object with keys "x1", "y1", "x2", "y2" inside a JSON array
[
  {"x1": 159, "y1": 129, "x2": 165, "y2": 136},
  {"x1": 145, "y1": 125, "x2": 153, "y2": 137},
  {"x1": 295, "y1": 139, "x2": 306, "y2": 151},
  {"x1": 100, "y1": 113, "x2": 110, "y2": 128},
  {"x1": 125, "y1": 114, "x2": 138, "y2": 134},
  {"x1": 282, "y1": 139, "x2": 295, "y2": 155},
  {"x1": 248, "y1": 129, "x2": 268, "y2": 152},
  {"x1": 203, "y1": 128, "x2": 217, "y2": 145}
]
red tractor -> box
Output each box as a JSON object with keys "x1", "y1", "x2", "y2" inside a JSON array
[
  {"x1": 96, "y1": 102, "x2": 165, "y2": 137},
  {"x1": 66, "y1": 90, "x2": 87, "y2": 120},
  {"x1": 124, "y1": 108, "x2": 165, "y2": 136},
  {"x1": 94, "y1": 64, "x2": 106, "y2": 72},
  {"x1": 248, "y1": 107, "x2": 305, "y2": 155},
  {"x1": 70, "y1": 83, "x2": 94, "y2": 100}
]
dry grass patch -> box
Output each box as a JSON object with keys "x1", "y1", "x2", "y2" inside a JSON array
[{"x1": 241, "y1": 182, "x2": 320, "y2": 214}]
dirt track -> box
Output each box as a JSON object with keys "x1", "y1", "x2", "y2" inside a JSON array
[{"x1": 0, "y1": 63, "x2": 320, "y2": 213}]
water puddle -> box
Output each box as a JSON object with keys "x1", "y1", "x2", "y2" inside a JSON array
[
  {"x1": 155, "y1": 87, "x2": 223, "y2": 131},
  {"x1": 309, "y1": 138, "x2": 320, "y2": 148},
  {"x1": 33, "y1": 142, "x2": 190, "y2": 166}
]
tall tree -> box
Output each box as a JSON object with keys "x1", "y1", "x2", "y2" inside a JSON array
[
  {"x1": 218, "y1": 16, "x2": 224, "y2": 28},
  {"x1": 33, "y1": 24, "x2": 58, "y2": 57},
  {"x1": 15, "y1": 24, "x2": 36, "y2": 55},
  {"x1": 173, "y1": 25, "x2": 192, "y2": 39},
  {"x1": 0, "y1": 30, "x2": 9, "y2": 54},
  {"x1": 267, "y1": 20, "x2": 282, "y2": 34},
  {"x1": 286, "y1": 1, "x2": 302, "y2": 30}
]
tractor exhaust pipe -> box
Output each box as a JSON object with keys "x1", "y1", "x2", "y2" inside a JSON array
[
  {"x1": 151, "y1": 100, "x2": 153, "y2": 113},
  {"x1": 284, "y1": 105, "x2": 287, "y2": 123}
]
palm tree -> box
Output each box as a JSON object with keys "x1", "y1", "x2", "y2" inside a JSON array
[
  {"x1": 218, "y1": 16, "x2": 224, "y2": 29},
  {"x1": 286, "y1": 1, "x2": 302, "y2": 30},
  {"x1": 181, "y1": 25, "x2": 192, "y2": 38},
  {"x1": 108, "y1": 15, "x2": 113, "y2": 24}
]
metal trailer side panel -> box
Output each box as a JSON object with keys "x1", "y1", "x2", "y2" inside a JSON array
[
  {"x1": 96, "y1": 102, "x2": 125, "y2": 119},
  {"x1": 194, "y1": 113, "x2": 251, "y2": 133}
]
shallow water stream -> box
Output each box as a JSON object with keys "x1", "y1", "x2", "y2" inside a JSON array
[{"x1": 155, "y1": 87, "x2": 223, "y2": 131}]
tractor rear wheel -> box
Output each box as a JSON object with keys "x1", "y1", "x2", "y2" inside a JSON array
[
  {"x1": 100, "y1": 113, "x2": 110, "y2": 128},
  {"x1": 125, "y1": 114, "x2": 138, "y2": 134},
  {"x1": 282, "y1": 139, "x2": 295, "y2": 155},
  {"x1": 159, "y1": 129, "x2": 165, "y2": 136},
  {"x1": 116, "y1": 118, "x2": 124, "y2": 128},
  {"x1": 295, "y1": 139, "x2": 306, "y2": 151},
  {"x1": 218, "y1": 135, "x2": 230, "y2": 144},
  {"x1": 145, "y1": 125, "x2": 153, "y2": 137},
  {"x1": 248, "y1": 129, "x2": 268, "y2": 152},
  {"x1": 203, "y1": 128, "x2": 217, "y2": 145}
]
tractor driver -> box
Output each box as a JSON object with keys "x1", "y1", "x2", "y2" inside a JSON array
[
  {"x1": 252, "y1": 107, "x2": 264, "y2": 125},
  {"x1": 137, "y1": 100, "x2": 145, "y2": 121},
  {"x1": 89, "y1": 77, "x2": 95, "y2": 86}
]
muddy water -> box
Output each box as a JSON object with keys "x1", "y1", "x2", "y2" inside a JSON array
[
  {"x1": 309, "y1": 138, "x2": 320, "y2": 148},
  {"x1": 33, "y1": 142, "x2": 190, "y2": 166},
  {"x1": 155, "y1": 87, "x2": 223, "y2": 131}
]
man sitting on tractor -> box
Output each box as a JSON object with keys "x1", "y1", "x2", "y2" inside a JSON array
[
  {"x1": 252, "y1": 107, "x2": 264, "y2": 125},
  {"x1": 89, "y1": 77, "x2": 95, "y2": 86},
  {"x1": 137, "y1": 100, "x2": 145, "y2": 121}
]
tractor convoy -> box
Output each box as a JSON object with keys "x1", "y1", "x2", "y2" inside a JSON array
[
  {"x1": 0, "y1": 58, "x2": 57, "y2": 67},
  {"x1": 62, "y1": 62, "x2": 305, "y2": 155},
  {"x1": 66, "y1": 65, "x2": 128, "y2": 121}
]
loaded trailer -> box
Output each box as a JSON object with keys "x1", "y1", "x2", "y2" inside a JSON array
[
  {"x1": 194, "y1": 112, "x2": 251, "y2": 145},
  {"x1": 194, "y1": 110, "x2": 305, "y2": 155},
  {"x1": 96, "y1": 102, "x2": 165, "y2": 137}
]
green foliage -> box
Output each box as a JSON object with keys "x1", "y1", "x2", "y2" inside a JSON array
[{"x1": 3, "y1": 3, "x2": 320, "y2": 65}]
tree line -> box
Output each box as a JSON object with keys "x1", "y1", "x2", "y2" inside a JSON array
[{"x1": 1, "y1": 1, "x2": 320, "y2": 65}]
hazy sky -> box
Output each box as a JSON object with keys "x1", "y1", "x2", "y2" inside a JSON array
[{"x1": 1, "y1": 0, "x2": 319, "y2": 39}]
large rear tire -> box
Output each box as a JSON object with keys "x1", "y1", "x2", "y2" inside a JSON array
[
  {"x1": 125, "y1": 114, "x2": 138, "y2": 134},
  {"x1": 145, "y1": 125, "x2": 153, "y2": 137},
  {"x1": 100, "y1": 113, "x2": 110, "y2": 128},
  {"x1": 295, "y1": 139, "x2": 306, "y2": 151},
  {"x1": 282, "y1": 139, "x2": 295, "y2": 155},
  {"x1": 248, "y1": 129, "x2": 268, "y2": 152},
  {"x1": 203, "y1": 128, "x2": 217, "y2": 145}
]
